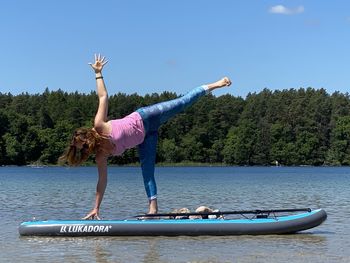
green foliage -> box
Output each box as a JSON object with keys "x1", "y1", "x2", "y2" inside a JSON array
[
  {"x1": 222, "y1": 120, "x2": 257, "y2": 165},
  {"x1": 326, "y1": 116, "x2": 350, "y2": 165},
  {"x1": 159, "y1": 138, "x2": 182, "y2": 163},
  {"x1": 0, "y1": 87, "x2": 350, "y2": 166}
]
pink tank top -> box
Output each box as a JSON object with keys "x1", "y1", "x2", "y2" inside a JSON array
[{"x1": 109, "y1": 112, "x2": 145, "y2": 156}]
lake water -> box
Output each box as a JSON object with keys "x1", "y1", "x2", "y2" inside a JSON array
[{"x1": 0, "y1": 166, "x2": 349, "y2": 262}]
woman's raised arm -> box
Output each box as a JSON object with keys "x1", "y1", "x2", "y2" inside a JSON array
[{"x1": 89, "y1": 54, "x2": 109, "y2": 134}]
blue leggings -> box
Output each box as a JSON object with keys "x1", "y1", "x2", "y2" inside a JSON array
[{"x1": 136, "y1": 86, "x2": 207, "y2": 199}]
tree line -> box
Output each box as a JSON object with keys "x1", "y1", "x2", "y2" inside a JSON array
[{"x1": 1, "y1": 87, "x2": 350, "y2": 166}]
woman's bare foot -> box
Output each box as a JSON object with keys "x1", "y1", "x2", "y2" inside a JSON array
[
  {"x1": 137, "y1": 199, "x2": 159, "y2": 220},
  {"x1": 205, "y1": 77, "x2": 232, "y2": 92},
  {"x1": 148, "y1": 199, "x2": 158, "y2": 214}
]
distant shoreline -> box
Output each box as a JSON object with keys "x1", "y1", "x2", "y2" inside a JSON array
[{"x1": 1, "y1": 162, "x2": 347, "y2": 168}]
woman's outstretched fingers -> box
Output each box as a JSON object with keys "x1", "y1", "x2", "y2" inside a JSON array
[
  {"x1": 89, "y1": 54, "x2": 108, "y2": 73},
  {"x1": 102, "y1": 58, "x2": 108, "y2": 66}
]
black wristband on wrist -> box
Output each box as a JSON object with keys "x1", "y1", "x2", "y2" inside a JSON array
[{"x1": 96, "y1": 76, "x2": 103, "y2": 80}]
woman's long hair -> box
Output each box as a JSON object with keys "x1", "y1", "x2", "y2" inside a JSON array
[{"x1": 58, "y1": 128, "x2": 105, "y2": 166}]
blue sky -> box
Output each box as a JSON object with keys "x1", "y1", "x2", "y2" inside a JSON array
[{"x1": 0, "y1": 0, "x2": 350, "y2": 98}]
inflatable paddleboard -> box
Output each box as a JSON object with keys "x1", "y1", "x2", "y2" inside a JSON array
[{"x1": 19, "y1": 208, "x2": 327, "y2": 236}]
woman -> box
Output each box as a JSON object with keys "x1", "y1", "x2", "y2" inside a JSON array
[{"x1": 59, "y1": 54, "x2": 231, "y2": 219}]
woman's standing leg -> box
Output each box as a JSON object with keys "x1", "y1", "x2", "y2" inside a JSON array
[{"x1": 138, "y1": 131, "x2": 158, "y2": 213}]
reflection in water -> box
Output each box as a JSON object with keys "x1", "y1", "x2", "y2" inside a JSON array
[
  {"x1": 21, "y1": 233, "x2": 328, "y2": 263},
  {"x1": 142, "y1": 239, "x2": 160, "y2": 263},
  {"x1": 94, "y1": 241, "x2": 120, "y2": 263}
]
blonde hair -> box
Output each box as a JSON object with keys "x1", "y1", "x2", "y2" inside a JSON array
[{"x1": 58, "y1": 128, "x2": 105, "y2": 166}]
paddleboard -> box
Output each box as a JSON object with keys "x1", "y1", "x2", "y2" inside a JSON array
[{"x1": 19, "y1": 208, "x2": 327, "y2": 236}]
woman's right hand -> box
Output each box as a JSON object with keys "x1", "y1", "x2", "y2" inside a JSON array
[
  {"x1": 82, "y1": 208, "x2": 101, "y2": 220},
  {"x1": 89, "y1": 54, "x2": 108, "y2": 74}
]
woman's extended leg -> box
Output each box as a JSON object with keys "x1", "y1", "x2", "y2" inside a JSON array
[{"x1": 137, "y1": 77, "x2": 231, "y2": 133}]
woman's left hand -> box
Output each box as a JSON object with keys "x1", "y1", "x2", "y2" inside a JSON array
[
  {"x1": 82, "y1": 208, "x2": 101, "y2": 220},
  {"x1": 89, "y1": 54, "x2": 108, "y2": 73}
]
